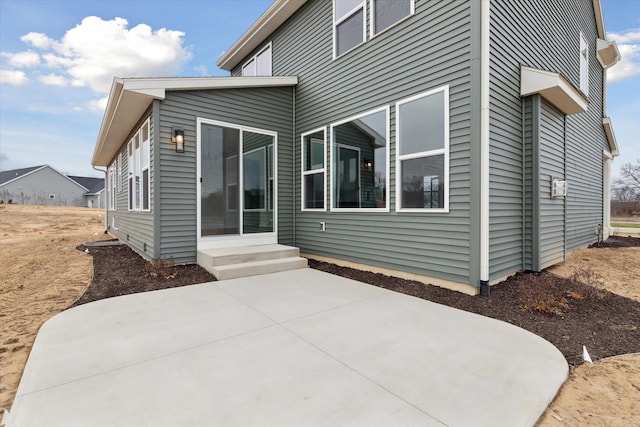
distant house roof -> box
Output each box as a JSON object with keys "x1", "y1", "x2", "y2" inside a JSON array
[
  {"x1": 0, "y1": 165, "x2": 104, "y2": 194},
  {"x1": 68, "y1": 176, "x2": 105, "y2": 194},
  {"x1": 0, "y1": 165, "x2": 47, "y2": 186}
]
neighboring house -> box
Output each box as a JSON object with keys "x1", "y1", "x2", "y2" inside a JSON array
[
  {"x1": 0, "y1": 165, "x2": 105, "y2": 208},
  {"x1": 92, "y1": 0, "x2": 620, "y2": 295}
]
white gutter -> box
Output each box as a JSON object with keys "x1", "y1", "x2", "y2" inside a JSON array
[{"x1": 480, "y1": 0, "x2": 490, "y2": 295}]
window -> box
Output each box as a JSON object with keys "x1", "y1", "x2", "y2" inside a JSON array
[
  {"x1": 331, "y1": 107, "x2": 389, "y2": 211},
  {"x1": 241, "y1": 43, "x2": 272, "y2": 76},
  {"x1": 301, "y1": 128, "x2": 326, "y2": 211},
  {"x1": 396, "y1": 86, "x2": 449, "y2": 212},
  {"x1": 372, "y1": 0, "x2": 413, "y2": 35},
  {"x1": 108, "y1": 163, "x2": 116, "y2": 210},
  {"x1": 334, "y1": 0, "x2": 365, "y2": 57},
  {"x1": 580, "y1": 33, "x2": 589, "y2": 95},
  {"x1": 127, "y1": 119, "x2": 151, "y2": 212}
]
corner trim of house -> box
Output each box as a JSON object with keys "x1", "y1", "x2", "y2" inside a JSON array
[
  {"x1": 302, "y1": 253, "x2": 479, "y2": 296},
  {"x1": 480, "y1": 0, "x2": 490, "y2": 284}
]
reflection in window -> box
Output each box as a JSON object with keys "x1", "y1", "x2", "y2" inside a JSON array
[
  {"x1": 396, "y1": 87, "x2": 448, "y2": 211},
  {"x1": 331, "y1": 108, "x2": 388, "y2": 210},
  {"x1": 302, "y1": 129, "x2": 326, "y2": 210}
]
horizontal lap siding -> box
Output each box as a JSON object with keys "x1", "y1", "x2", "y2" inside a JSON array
[
  {"x1": 106, "y1": 112, "x2": 155, "y2": 260},
  {"x1": 253, "y1": 0, "x2": 474, "y2": 284},
  {"x1": 158, "y1": 88, "x2": 294, "y2": 263},
  {"x1": 489, "y1": 0, "x2": 608, "y2": 278},
  {"x1": 538, "y1": 101, "x2": 566, "y2": 269}
]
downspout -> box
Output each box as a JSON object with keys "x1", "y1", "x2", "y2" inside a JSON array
[
  {"x1": 92, "y1": 165, "x2": 108, "y2": 232},
  {"x1": 521, "y1": 98, "x2": 526, "y2": 271},
  {"x1": 480, "y1": 0, "x2": 491, "y2": 296}
]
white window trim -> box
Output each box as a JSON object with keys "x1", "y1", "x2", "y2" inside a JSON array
[
  {"x1": 141, "y1": 119, "x2": 151, "y2": 212},
  {"x1": 127, "y1": 118, "x2": 151, "y2": 212},
  {"x1": 333, "y1": 0, "x2": 366, "y2": 59},
  {"x1": 108, "y1": 163, "x2": 117, "y2": 211},
  {"x1": 301, "y1": 127, "x2": 327, "y2": 212},
  {"x1": 579, "y1": 32, "x2": 589, "y2": 96},
  {"x1": 329, "y1": 105, "x2": 390, "y2": 212},
  {"x1": 241, "y1": 42, "x2": 272, "y2": 76},
  {"x1": 395, "y1": 86, "x2": 450, "y2": 213},
  {"x1": 370, "y1": 0, "x2": 415, "y2": 39}
]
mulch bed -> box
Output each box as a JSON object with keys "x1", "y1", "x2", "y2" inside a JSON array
[{"x1": 72, "y1": 236, "x2": 640, "y2": 366}]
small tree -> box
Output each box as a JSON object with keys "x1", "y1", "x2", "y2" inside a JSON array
[{"x1": 612, "y1": 159, "x2": 640, "y2": 217}]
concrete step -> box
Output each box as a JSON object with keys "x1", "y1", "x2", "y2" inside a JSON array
[
  {"x1": 197, "y1": 244, "x2": 300, "y2": 267},
  {"x1": 209, "y1": 256, "x2": 308, "y2": 281}
]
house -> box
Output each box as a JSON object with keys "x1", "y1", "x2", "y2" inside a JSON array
[
  {"x1": 0, "y1": 165, "x2": 105, "y2": 208},
  {"x1": 92, "y1": 0, "x2": 620, "y2": 295}
]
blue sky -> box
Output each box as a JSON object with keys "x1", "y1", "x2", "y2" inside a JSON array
[{"x1": 0, "y1": 0, "x2": 638, "y2": 178}]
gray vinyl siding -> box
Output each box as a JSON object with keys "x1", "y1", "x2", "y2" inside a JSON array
[
  {"x1": 489, "y1": 0, "x2": 608, "y2": 279},
  {"x1": 0, "y1": 166, "x2": 87, "y2": 206},
  {"x1": 523, "y1": 97, "x2": 534, "y2": 270},
  {"x1": 157, "y1": 87, "x2": 294, "y2": 264},
  {"x1": 105, "y1": 111, "x2": 155, "y2": 260},
  {"x1": 234, "y1": 0, "x2": 474, "y2": 285},
  {"x1": 538, "y1": 101, "x2": 566, "y2": 269}
]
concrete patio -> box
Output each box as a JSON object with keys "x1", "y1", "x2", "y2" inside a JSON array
[{"x1": 8, "y1": 269, "x2": 567, "y2": 426}]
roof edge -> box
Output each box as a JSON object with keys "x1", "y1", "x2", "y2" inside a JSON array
[
  {"x1": 602, "y1": 117, "x2": 619, "y2": 156},
  {"x1": 520, "y1": 66, "x2": 588, "y2": 115},
  {"x1": 216, "y1": 0, "x2": 307, "y2": 71}
]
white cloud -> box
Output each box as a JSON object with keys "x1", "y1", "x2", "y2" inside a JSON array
[
  {"x1": 11, "y1": 16, "x2": 191, "y2": 93},
  {"x1": 38, "y1": 73, "x2": 71, "y2": 86},
  {"x1": 607, "y1": 28, "x2": 640, "y2": 82},
  {"x1": 21, "y1": 32, "x2": 55, "y2": 49},
  {"x1": 88, "y1": 96, "x2": 109, "y2": 113},
  {"x1": 1, "y1": 50, "x2": 40, "y2": 67},
  {"x1": 0, "y1": 69, "x2": 29, "y2": 86}
]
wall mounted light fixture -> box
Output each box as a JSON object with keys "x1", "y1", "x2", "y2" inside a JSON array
[
  {"x1": 362, "y1": 158, "x2": 373, "y2": 170},
  {"x1": 172, "y1": 128, "x2": 185, "y2": 153}
]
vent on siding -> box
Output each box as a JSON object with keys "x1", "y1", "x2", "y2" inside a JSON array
[{"x1": 551, "y1": 177, "x2": 567, "y2": 198}]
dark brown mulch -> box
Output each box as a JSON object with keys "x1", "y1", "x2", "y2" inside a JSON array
[
  {"x1": 72, "y1": 236, "x2": 640, "y2": 366},
  {"x1": 589, "y1": 235, "x2": 640, "y2": 248},
  {"x1": 70, "y1": 244, "x2": 215, "y2": 308}
]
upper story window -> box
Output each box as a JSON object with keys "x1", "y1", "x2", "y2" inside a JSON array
[
  {"x1": 396, "y1": 86, "x2": 449, "y2": 212},
  {"x1": 579, "y1": 33, "x2": 589, "y2": 96},
  {"x1": 334, "y1": 0, "x2": 365, "y2": 58},
  {"x1": 372, "y1": 0, "x2": 414, "y2": 35},
  {"x1": 242, "y1": 43, "x2": 272, "y2": 76}
]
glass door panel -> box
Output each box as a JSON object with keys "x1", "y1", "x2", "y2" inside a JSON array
[
  {"x1": 243, "y1": 131, "x2": 274, "y2": 234},
  {"x1": 201, "y1": 124, "x2": 240, "y2": 236}
]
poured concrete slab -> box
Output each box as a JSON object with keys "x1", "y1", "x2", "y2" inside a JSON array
[{"x1": 9, "y1": 269, "x2": 567, "y2": 426}]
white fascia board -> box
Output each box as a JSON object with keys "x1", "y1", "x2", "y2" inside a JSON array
[
  {"x1": 520, "y1": 66, "x2": 588, "y2": 114},
  {"x1": 596, "y1": 39, "x2": 621, "y2": 68},
  {"x1": 602, "y1": 117, "x2": 619, "y2": 156},
  {"x1": 217, "y1": 0, "x2": 307, "y2": 71},
  {"x1": 592, "y1": 0, "x2": 606, "y2": 39}
]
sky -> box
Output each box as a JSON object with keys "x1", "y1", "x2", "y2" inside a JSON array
[{"x1": 0, "y1": 0, "x2": 638, "y2": 179}]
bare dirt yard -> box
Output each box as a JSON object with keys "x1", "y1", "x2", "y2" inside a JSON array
[
  {"x1": 1, "y1": 204, "x2": 639, "y2": 425},
  {"x1": 0, "y1": 204, "x2": 108, "y2": 409}
]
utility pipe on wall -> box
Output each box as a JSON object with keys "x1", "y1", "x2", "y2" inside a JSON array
[{"x1": 480, "y1": 0, "x2": 491, "y2": 296}]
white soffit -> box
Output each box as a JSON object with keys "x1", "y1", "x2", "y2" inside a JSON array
[
  {"x1": 520, "y1": 66, "x2": 588, "y2": 115},
  {"x1": 596, "y1": 39, "x2": 621, "y2": 68},
  {"x1": 602, "y1": 117, "x2": 619, "y2": 156}
]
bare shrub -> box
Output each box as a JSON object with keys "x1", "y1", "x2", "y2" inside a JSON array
[
  {"x1": 144, "y1": 257, "x2": 178, "y2": 280},
  {"x1": 518, "y1": 273, "x2": 569, "y2": 315}
]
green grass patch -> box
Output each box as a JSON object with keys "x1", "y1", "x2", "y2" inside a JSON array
[{"x1": 611, "y1": 222, "x2": 640, "y2": 229}]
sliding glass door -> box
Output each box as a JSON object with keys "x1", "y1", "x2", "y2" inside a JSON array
[{"x1": 198, "y1": 120, "x2": 276, "y2": 247}]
